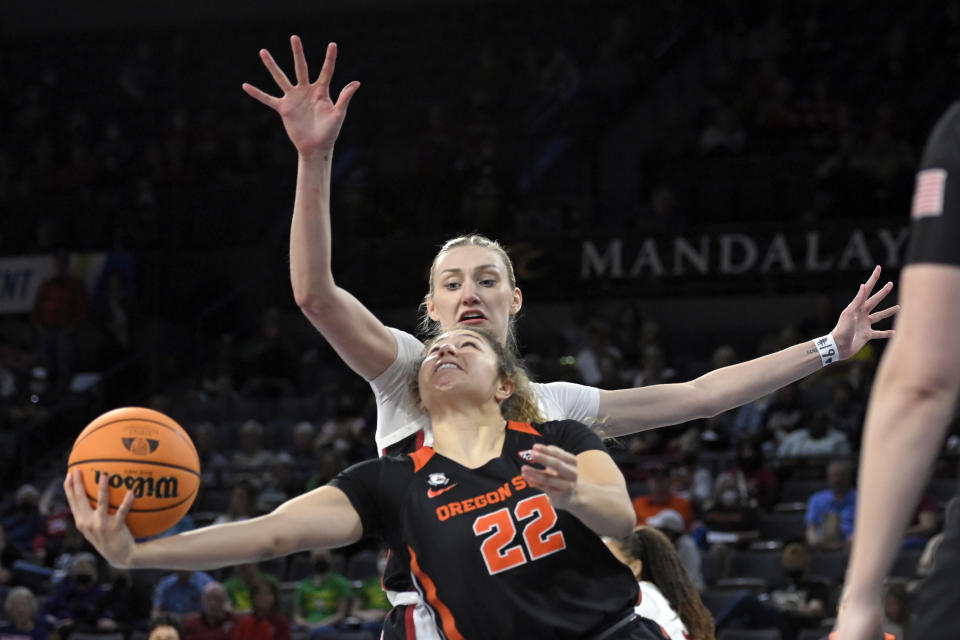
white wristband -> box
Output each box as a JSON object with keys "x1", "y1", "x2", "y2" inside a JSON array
[{"x1": 814, "y1": 333, "x2": 839, "y2": 367}]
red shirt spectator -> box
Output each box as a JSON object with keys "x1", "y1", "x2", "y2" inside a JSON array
[
  {"x1": 631, "y1": 464, "x2": 694, "y2": 529},
  {"x1": 229, "y1": 580, "x2": 289, "y2": 640},
  {"x1": 184, "y1": 582, "x2": 236, "y2": 640},
  {"x1": 32, "y1": 253, "x2": 87, "y2": 329}
]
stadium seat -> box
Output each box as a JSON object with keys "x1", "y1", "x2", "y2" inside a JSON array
[
  {"x1": 808, "y1": 550, "x2": 848, "y2": 583},
  {"x1": 757, "y1": 511, "x2": 806, "y2": 541},
  {"x1": 889, "y1": 548, "x2": 923, "y2": 578},
  {"x1": 701, "y1": 588, "x2": 747, "y2": 618},
  {"x1": 12, "y1": 560, "x2": 54, "y2": 594},
  {"x1": 779, "y1": 481, "x2": 828, "y2": 503},
  {"x1": 726, "y1": 550, "x2": 785, "y2": 584}
]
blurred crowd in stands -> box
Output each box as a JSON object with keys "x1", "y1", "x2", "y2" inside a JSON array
[{"x1": 3, "y1": 1, "x2": 960, "y2": 640}]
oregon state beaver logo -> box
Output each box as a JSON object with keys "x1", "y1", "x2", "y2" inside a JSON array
[{"x1": 122, "y1": 437, "x2": 160, "y2": 455}]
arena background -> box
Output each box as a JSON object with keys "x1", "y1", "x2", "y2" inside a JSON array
[{"x1": 1, "y1": 2, "x2": 955, "y2": 639}]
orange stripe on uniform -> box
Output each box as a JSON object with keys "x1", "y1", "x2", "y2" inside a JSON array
[
  {"x1": 507, "y1": 421, "x2": 541, "y2": 436},
  {"x1": 408, "y1": 546, "x2": 465, "y2": 640},
  {"x1": 409, "y1": 447, "x2": 435, "y2": 473}
]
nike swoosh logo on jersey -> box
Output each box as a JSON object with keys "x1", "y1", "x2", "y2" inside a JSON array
[{"x1": 427, "y1": 484, "x2": 458, "y2": 498}]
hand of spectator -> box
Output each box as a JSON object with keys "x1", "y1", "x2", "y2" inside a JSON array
[
  {"x1": 63, "y1": 469, "x2": 136, "y2": 569},
  {"x1": 522, "y1": 444, "x2": 579, "y2": 510},
  {"x1": 831, "y1": 265, "x2": 899, "y2": 359},
  {"x1": 242, "y1": 36, "x2": 360, "y2": 157}
]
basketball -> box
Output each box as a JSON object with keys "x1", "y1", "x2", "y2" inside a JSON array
[{"x1": 67, "y1": 407, "x2": 201, "y2": 538}]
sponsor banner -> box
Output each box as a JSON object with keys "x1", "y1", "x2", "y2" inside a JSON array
[{"x1": 0, "y1": 252, "x2": 134, "y2": 314}]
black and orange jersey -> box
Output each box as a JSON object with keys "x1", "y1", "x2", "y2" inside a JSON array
[
  {"x1": 906, "y1": 102, "x2": 960, "y2": 267},
  {"x1": 330, "y1": 419, "x2": 639, "y2": 640}
]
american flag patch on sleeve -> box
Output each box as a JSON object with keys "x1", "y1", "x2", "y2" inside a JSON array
[{"x1": 911, "y1": 168, "x2": 947, "y2": 219}]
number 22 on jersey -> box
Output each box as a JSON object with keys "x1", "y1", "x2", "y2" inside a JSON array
[{"x1": 472, "y1": 494, "x2": 567, "y2": 575}]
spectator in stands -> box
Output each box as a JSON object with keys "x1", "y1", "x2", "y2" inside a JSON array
[
  {"x1": 0, "y1": 522, "x2": 23, "y2": 586},
  {"x1": 574, "y1": 321, "x2": 621, "y2": 387},
  {"x1": 42, "y1": 552, "x2": 118, "y2": 639},
  {"x1": 714, "y1": 542, "x2": 828, "y2": 640},
  {"x1": 255, "y1": 455, "x2": 300, "y2": 513},
  {"x1": 149, "y1": 614, "x2": 183, "y2": 640},
  {"x1": 192, "y1": 422, "x2": 228, "y2": 489},
  {"x1": 2, "y1": 485, "x2": 44, "y2": 554},
  {"x1": 805, "y1": 458, "x2": 857, "y2": 549},
  {"x1": 645, "y1": 509, "x2": 705, "y2": 591},
  {"x1": 237, "y1": 306, "x2": 296, "y2": 398},
  {"x1": 702, "y1": 474, "x2": 759, "y2": 536},
  {"x1": 293, "y1": 550, "x2": 351, "y2": 638},
  {"x1": 31, "y1": 250, "x2": 87, "y2": 398},
  {"x1": 763, "y1": 383, "x2": 806, "y2": 444},
  {"x1": 213, "y1": 483, "x2": 255, "y2": 526},
  {"x1": 632, "y1": 344, "x2": 676, "y2": 388},
  {"x1": 314, "y1": 393, "x2": 366, "y2": 457},
  {"x1": 349, "y1": 549, "x2": 390, "y2": 638},
  {"x1": 0, "y1": 586, "x2": 47, "y2": 640},
  {"x1": 200, "y1": 334, "x2": 239, "y2": 400},
  {"x1": 231, "y1": 580, "x2": 289, "y2": 640},
  {"x1": 668, "y1": 454, "x2": 713, "y2": 511},
  {"x1": 152, "y1": 570, "x2": 214, "y2": 622},
  {"x1": 224, "y1": 563, "x2": 278, "y2": 615},
  {"x1": 183, "y1": 582, "x2": 235, "y2": 640},
  {"x1": 902, "y1": 492, "x2": 939, "y2": 549},
  {"x1": 915, "y1": 497, "x2": 956, "y2": 583},
  {"x1": 721, "y1": 440, "x2": 778, "y2": 510},
  {"x1": 104, "y1": 568, "x2": 151, "y2": 636},
  {"x1": 304, "y1": 449, "x2": 346, "y2": 492},
  {"x1": 827, "y1": 381, "x2": 864, "y2": 445},
  {"x1": 777, "y1": 410, "x2": 852, "y2": 458},
  {"x1": 882, "y1": 583, "x2": 910, "y2": 640},
  {"x1": 230, "y1": 421, "x2": 275, "y2": 489},
  {"x1": 607, "y1": 527, "x2": 716, "y2": 640},
  {"x1": 633, "y1": 463, "x2": 694, "y2": 529},
  {"x1": 290, "y1": 421, "x2": 316, "y2": 464}
]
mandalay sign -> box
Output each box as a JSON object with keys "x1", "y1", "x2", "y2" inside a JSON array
[{"x1": 578, "y1": 226, "x2": 910, "y2": 279}]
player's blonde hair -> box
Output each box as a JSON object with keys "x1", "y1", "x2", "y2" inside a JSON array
[
  {"x1": 418, "y1": 234, "x2": 521, "y2": 355},
  {"x1": 414, "y1": 327, "x2": 545, "y2": 424}
]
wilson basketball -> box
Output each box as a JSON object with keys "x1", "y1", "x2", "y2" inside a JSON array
[{"x1": 67, "y1": 407, "x2": 201, "y2": 538}]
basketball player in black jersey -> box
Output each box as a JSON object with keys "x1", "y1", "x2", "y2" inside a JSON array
[
  {"x1": 65, "y1": 327, "x2": 668, "y2": 640},
  {"x1": 835, "y1": 103, "x2": 960, "y2": 639}
]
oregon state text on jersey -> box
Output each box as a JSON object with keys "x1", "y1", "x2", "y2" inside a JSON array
[{"x1": 331, "y1": 420, "x2": 640, "y2": 640}]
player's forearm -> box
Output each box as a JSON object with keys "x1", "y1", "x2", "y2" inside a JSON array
[
  {"x1": 567, "y1": 482, "x2": 635, "y2": 537},
  {"x1": 600, "y1": 341, "x2": 822, "y2": 436},
  {"x1": 128, "y1": 515, "x2": 294, "y2": 570},
  {"x1": 843, "y1": 378, "x2": 955, "y2": 604},
  {"x1": 290, "y1": 151, "x2": 337, "y2": 309},
  {"x1": 690, "y1": 340, "x2": 821, "y2": 418}
]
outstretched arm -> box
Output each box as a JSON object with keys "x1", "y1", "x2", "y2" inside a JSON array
[
  {"x1": 597, "y1": 266, "x2": 898, "y2": 436},
  {"x1": 64, "y1": 469, "x2": 362, "y2": 570},
  {"x1": 835, "y1": 264, "x2": 960, "y2": 640},
  {"x1": 243, "y1": 36, "x2": 397, "y2": 380}
]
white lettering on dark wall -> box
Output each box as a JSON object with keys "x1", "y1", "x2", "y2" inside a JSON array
[{"x1": 580, "y1": 227, "x2": 909, "y2": 279}]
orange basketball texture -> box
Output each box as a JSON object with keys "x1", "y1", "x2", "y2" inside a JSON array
[{"x1": 68, "y1": 407, "x2": 201, "y2": 538}]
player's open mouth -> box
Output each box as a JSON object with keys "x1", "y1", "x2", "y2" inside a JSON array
[{"x1": 459, "y1": 310, "x2": 486, "y2": 324}]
